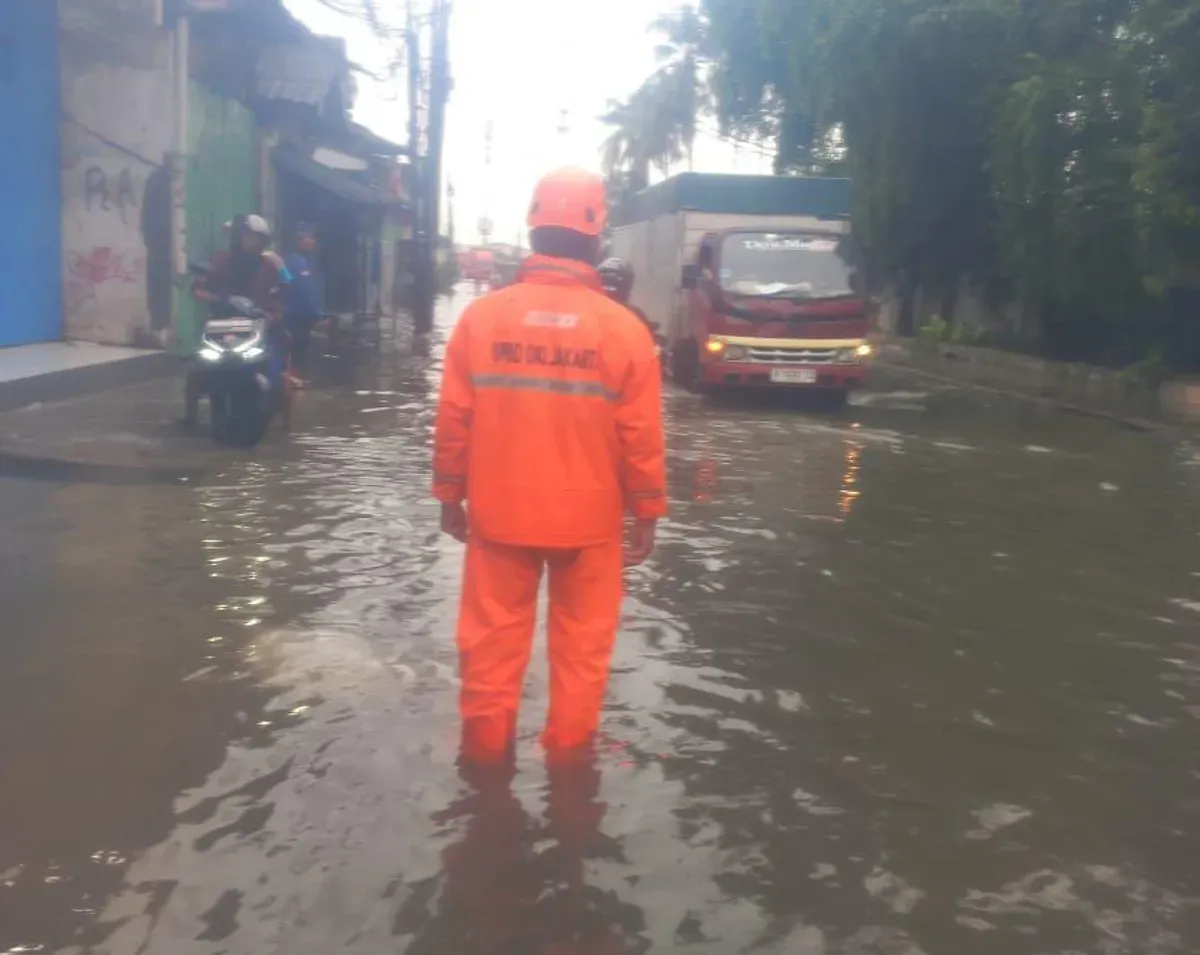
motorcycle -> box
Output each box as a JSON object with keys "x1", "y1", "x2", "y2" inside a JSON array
[{"x1": 190, "y1": 265, "x2": 281, "y2": 447}]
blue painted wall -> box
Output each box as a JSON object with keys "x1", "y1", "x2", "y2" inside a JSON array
[{"x1": 0, "y1": 0, "x2": 62, "y2": 347}]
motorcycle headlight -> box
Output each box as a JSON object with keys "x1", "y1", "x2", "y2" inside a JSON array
[
  {"x1": 723, "y1": 344, "x2": 749, "y2": 362},
  {"x1": 199, "y1": 346, "x2": 223, "y2": 362},
  {"x1": 234, "y1": 332, "x2": 265, "y2": 355}
]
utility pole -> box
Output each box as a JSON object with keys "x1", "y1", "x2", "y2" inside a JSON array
[
  {"x1": 418, "y1": 0, "x2": 451, "y2": 335},
  {"x1": 170, "y1": 6, "x2": 191, "y2": 324},
  {"x1": 405, "y1": 1, "x2": 432, "y2": 337},
  {"x1": 479, "y1": 119, "x2": 493, "y2": 245}
]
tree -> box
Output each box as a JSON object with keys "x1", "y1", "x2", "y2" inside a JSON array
[
  {"x1": 599, "y1": 71, "x2": 688, "y2": 193},
  {"x1": 599, "y1": 6, "x2": 709, "y2": 191},
  {"x1": 691, "y1": 0, "x2": 1200, "y2": 365},
  {"x1": 650, "y1": 5, "x2": 710, "y2": 169},
  {"x1": 600, "y1": 0, "x2": 1200, "y2": 365}
]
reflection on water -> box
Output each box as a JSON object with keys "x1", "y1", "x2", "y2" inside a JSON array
[{"x1": 1, "y1": 294, "x2": 1199, "y2": 953}]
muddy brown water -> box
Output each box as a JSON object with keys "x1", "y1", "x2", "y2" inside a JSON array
[{"x1": 2, "y1": 293, "x2": 1199, "y2": 954}]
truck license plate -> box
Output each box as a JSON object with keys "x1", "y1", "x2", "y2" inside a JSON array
[{"x1": 770, "y1": 368, "x2": 817, "y2": 384}]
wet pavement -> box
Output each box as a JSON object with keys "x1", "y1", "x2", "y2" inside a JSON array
[{"x1": 2, "y1": 290, "x2": 1200, "y2": 954}]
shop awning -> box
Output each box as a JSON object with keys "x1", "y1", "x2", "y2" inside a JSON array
[{"x1": 272, "y1": 145, "x2": 405, "y2": 207}]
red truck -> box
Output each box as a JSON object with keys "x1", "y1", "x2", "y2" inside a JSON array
[{"x1": 608, "y1": 173, "x2": 872, "y2": 406}]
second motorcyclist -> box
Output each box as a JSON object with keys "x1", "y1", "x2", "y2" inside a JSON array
[{"x1": 598, "y1": 257, "x2": 662, "y2": 369}]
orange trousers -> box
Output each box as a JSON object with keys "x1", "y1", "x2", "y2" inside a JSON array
[{"x1": 457, "y1": 535, "x2": 623, "y2": 763}]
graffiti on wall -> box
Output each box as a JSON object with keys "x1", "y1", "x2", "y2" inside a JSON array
[
  {"x1": 64, "y1": 246, "x2": 143, "y2": 321},
  {"x1": 63, "y1": 153, "x2": 152, "y2": 334},
  {"x1": 68, "y1": 246, "x2": 139, "y2": 286},
  {"x1": 84, "y1": 166, "x2": 140, "y2": 223}
]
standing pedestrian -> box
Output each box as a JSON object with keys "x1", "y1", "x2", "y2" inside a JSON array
[
  {"x1": 433, "y1": 167, "x2": 666, "y2": 766},
  {"x1": 283, "y1": 223, "x2": 324, "y2": 373}
]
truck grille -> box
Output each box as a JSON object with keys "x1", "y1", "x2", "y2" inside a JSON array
[{"x1": 746, "y1": 346, "x2": 839, "y2": 365}]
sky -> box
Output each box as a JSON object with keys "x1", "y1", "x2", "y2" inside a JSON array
[{"x1": 286, "y1": 0, "x2": 774, "y2": 246}]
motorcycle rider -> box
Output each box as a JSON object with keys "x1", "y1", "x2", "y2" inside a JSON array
[
  {"x1": 599, "y1": 256, "x2": 661, "y2": 369},
  {"x1": 184, "y1": 215, "x2": 288, "y2": 427},
  {"x1": 598, "y1": 257, "x2": 653, "y2": 329}
]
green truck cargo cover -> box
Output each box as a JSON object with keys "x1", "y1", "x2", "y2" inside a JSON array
[{"x1": 610, "y1": 173, "x2": 852, "y2": 227}]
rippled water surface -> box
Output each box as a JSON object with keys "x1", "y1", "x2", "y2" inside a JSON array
[{"x1": 2, "y1": 293, "x2": 1200, "y2": 954}]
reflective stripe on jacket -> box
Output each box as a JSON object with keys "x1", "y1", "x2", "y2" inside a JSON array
[{"x1": 433, "y1": 254, "x2": 667, "y2": 548}]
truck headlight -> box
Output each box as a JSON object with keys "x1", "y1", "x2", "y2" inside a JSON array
[
  {"x1": 837, "y1": 344, "x2": 873, "y2": 363},
  {"x1": 723, "y1": 344, "x2": 749, "y2": 362}
]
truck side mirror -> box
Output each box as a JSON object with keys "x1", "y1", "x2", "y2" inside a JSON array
[{"x1": 681, "y1": 263, "x2": 699, "y2": 289}]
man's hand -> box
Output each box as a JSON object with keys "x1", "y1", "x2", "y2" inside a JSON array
[
  {"x1": 440, "y1": 501, "x2": 468, "y2": 543},
  {"x1": 624, "y1": 518, "x2": 657, "y2": 567}
]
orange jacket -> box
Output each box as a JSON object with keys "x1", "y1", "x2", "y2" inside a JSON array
[{"x1": 433, "y1": 254, "x2": 666, "y2": 547}]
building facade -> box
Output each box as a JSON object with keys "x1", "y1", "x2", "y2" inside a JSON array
[
  {"x1": 1, "y1": 0, "x2": 410, "y2": 356},
  {"x1": 59, "y1": 0, "x2": 175, "y2": 347},
  {"x1": 0, "y1": 0, "x2": 64, "y2": 347}
]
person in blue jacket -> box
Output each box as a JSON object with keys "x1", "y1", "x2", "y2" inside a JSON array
[{"x1": 283, "y1": 223, "x2": 324, "y2": 371}]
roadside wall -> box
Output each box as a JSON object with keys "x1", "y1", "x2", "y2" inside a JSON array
[
  {"x1": 59, "y1": 0, "x2": 173, "y2": 348},
  {"x1": 878, "y1": 337, "x2": 1200, "y2": 424}
]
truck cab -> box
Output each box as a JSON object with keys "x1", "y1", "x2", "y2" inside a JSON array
[
  {"x1": 608, "y1": 173, "x2": 872, "y2": 405},
  {"x1": 679, "y1": 229, "x2": 872, "y2": 398}
]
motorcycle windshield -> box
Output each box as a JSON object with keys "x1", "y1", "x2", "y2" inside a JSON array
[
  {"x1": 209, "y1": 298, "x2": 260, "y2": 319},
  {"x1": 719, "y1": 232, "x2": 863, "y2": 302}
]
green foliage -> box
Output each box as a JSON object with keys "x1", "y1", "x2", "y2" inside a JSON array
[
  {"x1": 671, "y1": 0, "x2": 1200, "y2": 368},
  {"x1": 1119, "y1": 343, "x2": 1171, "y2": 390},
  {"x1": 918, "y1": 314, "x2": 950, "y2": 344}
]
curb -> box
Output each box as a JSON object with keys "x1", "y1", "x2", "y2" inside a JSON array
[
  {"x1": 0, "y1": 351, "x2": 179, "y2": 415},
  {"x1": 877, "y1": 360, "x2": 1170, "y2": 434}
]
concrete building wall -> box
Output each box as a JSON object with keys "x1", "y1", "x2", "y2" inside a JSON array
[{"x1": 59, "y1": 0, "x2": 173, "y2": 348}]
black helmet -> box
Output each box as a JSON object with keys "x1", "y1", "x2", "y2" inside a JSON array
[{"x1": 598, "y1": 257, "x2": 635, "y2": 303}]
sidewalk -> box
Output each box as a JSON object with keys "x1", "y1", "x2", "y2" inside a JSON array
[
  {"x1": 0, "y1": 376, "x2": 228, "y2": 475},
  {"x1": 0, "y1": 341, "x2": 177, "y2": 414}
]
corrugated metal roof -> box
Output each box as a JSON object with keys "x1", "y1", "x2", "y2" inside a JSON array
[
  {"x1": 273, "y1": 145, "x2": 405, "y2": 207},
  {"x1": 256, "y1": 42, "x2": 354, "y2": 109}
]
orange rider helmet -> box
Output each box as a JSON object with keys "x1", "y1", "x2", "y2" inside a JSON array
[{"x1": 527, "y1": 167, "x2": 607, "y2": 237}]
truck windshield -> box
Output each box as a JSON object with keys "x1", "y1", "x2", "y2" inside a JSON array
[{"x1": 719, "y1": 232, "x2": 861, "y2": 299}]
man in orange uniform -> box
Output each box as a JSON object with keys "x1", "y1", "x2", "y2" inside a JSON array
[{"x1": 433, "y1": 167, "x2": 666, "y2": 765}]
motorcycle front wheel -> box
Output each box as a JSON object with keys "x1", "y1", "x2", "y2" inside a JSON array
[{"x1": 210, "y1": 385, "x2": 269, "y2": 448}]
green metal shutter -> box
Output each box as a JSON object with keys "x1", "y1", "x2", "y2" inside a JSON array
[{"x1": 175, "y1": 83, "x2": 256, "y2": 354}]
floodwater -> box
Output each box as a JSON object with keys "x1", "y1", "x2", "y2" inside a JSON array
[{"x1": 2, "y1": 292, "x2": 1200, "y2": 954}]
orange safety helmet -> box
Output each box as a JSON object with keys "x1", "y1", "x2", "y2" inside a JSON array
[{"x1": 527, "y1": 167, "x2": 607, "y2": 237}]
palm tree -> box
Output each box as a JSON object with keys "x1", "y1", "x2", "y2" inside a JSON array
[
  {"x1": 600, "y1": 98, "x2": 650, "y2": 193},
  {"x1": 599, "y1": 72, "x2": 688, "y2": 192},
  {"x1": 599, "y1": 5, "x2": 710, "y2": 188},
  {"x1": 650, "y1": 4, "x2": 709, "y2": 170}
]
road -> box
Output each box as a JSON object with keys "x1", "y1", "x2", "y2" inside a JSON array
[{"x1": 2, "y1": 291, "x2": 1199, "y2": 954}]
